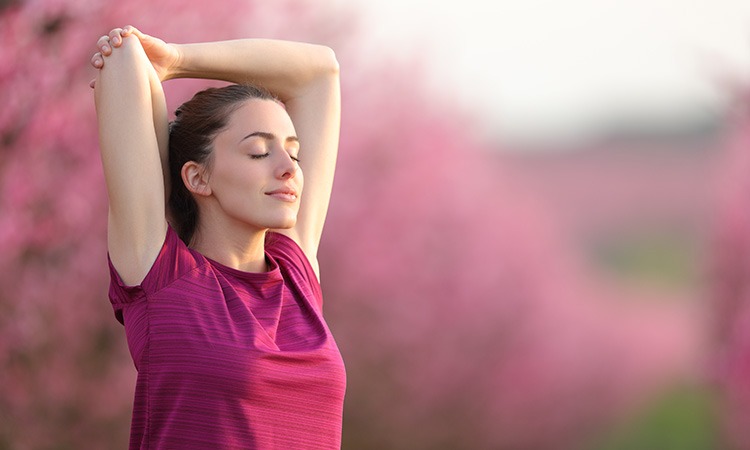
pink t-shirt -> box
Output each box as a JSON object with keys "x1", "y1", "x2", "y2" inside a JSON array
[{"x1": 108, "y1": 227, "x2": 346, "y2": 449}]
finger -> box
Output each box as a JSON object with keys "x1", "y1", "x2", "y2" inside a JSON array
[
  {"x1": 125, "y1": 25, "x2": 147, "y2": 42},
  {"x1": 109, "y1": 28, "x2": 124, "y2": 47},
  {"x1": 121, "y1": 25, "x2": 136, "y2": 37},
  {"x1": 90, "y1": 52, "x2": 103, "y2": 69},
  {"x1": 96, "y1": 35, "x2": 111, "y2": 55}
]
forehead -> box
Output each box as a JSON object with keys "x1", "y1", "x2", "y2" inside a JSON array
[{"x1": 224, "y1": 98, "x2": 296, "y2": 137}]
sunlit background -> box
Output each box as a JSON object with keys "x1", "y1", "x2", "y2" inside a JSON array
[{"x1": 2, "y1": 0, "x2": 750, "y2": 448}]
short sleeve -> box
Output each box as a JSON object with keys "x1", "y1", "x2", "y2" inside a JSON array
[
  {"x1": 108, "y1": 226, "x2": 202, "y2": 324},
  {"x1": 266, "y1": 233, "x2": 324, "y2": 311}
]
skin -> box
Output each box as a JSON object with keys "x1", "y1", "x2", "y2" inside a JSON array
[
  {"x1": 186, "y1": 99, "x2": 304, "y2": 272},
  {"x1": 92, "y1": 26, "x2": 340, "y2": 284}
]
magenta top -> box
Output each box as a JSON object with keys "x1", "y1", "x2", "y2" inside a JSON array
[{"x1": 108, "y1": 227, "x2": 346, "y2": 449}]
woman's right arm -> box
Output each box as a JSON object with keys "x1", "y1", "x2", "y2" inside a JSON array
[{"x1": 94, "y1": 31, "x2": 168, "y2": 286}]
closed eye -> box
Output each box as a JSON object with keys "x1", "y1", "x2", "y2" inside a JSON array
[{"x1": 250, "y1": 153, "x2": 270, "y2": 160}]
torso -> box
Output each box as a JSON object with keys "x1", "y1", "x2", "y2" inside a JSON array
[{"x1": 108, "y1": 227, "x2": 346, "y2": 449}]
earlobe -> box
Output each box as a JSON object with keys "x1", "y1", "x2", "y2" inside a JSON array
[{"x1": 182, "y1": 161, "x2": 212, "y2": 197}]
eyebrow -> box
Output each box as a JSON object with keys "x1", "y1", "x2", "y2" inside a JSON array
[{"x1": 240, "y1": 131, "x2": 299, "y2": 145}]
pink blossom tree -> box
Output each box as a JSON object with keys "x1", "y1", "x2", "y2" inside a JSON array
[
  {"x1": 325, "y1": 67, "x2": 702, "y2": 449},
  {"x1": 0, "y1": 0, "x2": 701, "y2": 448},
  {"x1": 710, "y1": 91, "x2": 750, "y2": 450}
]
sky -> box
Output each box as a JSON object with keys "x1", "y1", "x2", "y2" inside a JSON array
[{"x1": 335, "y1": 0, "x2": 750, "y2": 144}]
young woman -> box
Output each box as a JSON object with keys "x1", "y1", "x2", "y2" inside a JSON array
[{"x1": 91, "y1": 26, "x2": 345, "y2": 448}]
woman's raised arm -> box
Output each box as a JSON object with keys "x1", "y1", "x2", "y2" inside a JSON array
[
  {"x1": 127, "y1": 27, "x2": 341, "y2": 269},
  {"x1": 94, "y1": 30, "x2": 169, "y2": 286}
]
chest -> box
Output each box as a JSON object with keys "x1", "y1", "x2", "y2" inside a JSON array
[{"x1": 128, "y1": 272, "x2": 345, "y2": 400}]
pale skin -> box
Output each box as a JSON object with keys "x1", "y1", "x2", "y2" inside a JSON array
[{"x1": 92, "y1": 26, "x2": 340, "y2": 285}]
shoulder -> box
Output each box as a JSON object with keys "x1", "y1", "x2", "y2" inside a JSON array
[
  {"x1": 266, "y1": 232, "x2": 323, "y2": 302},
  {"x1": 271, "y1": 229, "x2": 321, "y2": 279},
  {"x1": 110, "y1": 225, "x2": 205, "y2": 294},
  {"x1": 108, "y1": 225, "x2": 200, "y2": 324},
  {"x1": 266, "y1": 232, "x2": 316, "y2": 277}
]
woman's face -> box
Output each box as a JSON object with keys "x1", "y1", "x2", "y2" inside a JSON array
[{"x1": 204, "y1": 98, "x2": 303, "y2": 231}]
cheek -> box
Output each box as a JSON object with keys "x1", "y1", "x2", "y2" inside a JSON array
[{"x1": 213, "y1": 160, "x2": 260, "y2": 189}]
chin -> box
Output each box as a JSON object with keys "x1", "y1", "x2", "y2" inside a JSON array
[{"x1": 269, "y1": 216, "x2": 297, "y2": 230}]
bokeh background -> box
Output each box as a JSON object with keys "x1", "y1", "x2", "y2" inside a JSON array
[{"x1": 2, "y1": 0, "x2": 750, "y2": 448}]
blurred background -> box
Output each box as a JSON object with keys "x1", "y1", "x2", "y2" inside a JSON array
[{"x1": 2, "y1": 0, "x2": 750, "y2": 448}]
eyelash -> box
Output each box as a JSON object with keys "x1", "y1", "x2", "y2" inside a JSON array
[{"x1": 250, "y1": 153, "x2": 300, "y2": 162}]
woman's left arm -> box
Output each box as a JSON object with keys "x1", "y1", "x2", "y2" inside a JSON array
[{"x1": 168, "y1": 36, "x2": 341, "y2": 269}]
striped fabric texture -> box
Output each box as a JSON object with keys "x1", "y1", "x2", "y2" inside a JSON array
[{"x1": 108, "y1": 227, "x2": 346, "y2": 449}]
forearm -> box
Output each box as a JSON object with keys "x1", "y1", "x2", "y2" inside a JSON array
[
  {"x1": 169, "y1": 39, "x2": 339, "y2": 102},
  {"x1": 157, "y1": 34, "x2": 341, "y2": 259},
  {"x1": 94, "y1": 36, "x2": 164, "y2": 217},
  {"x1": 148, "y1": 61, "x2": 170, "y2": 199},
  {"x1": 95, "y1": 39, "x2": 153, "y2": 132}
]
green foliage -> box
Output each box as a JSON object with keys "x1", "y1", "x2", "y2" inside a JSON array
[
  {"x1": 589, "y1": 230, "x2": 702, "y2": 291},
  {"x1": 588, "y1": 385, "x2": 722, "y2": 450}
]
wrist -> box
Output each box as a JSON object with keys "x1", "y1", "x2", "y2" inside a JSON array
[{"x1": 161, "y1": 43, "x2": 185, "y2": 81}]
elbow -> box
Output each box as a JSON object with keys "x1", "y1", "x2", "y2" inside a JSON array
[
  {"x1": 315, "y1": 45, "x2": 340, "y2": 78},
  {"x1": 282, "y1": 44, "x2": 340, "y2": 100},
  {"x1": 326, "y1": 47, "x2": 340, "y2": 76}
]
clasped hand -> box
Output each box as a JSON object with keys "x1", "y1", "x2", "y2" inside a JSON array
[{"x1": 89, "y1": 25, "x2": 180, "y2": 88}]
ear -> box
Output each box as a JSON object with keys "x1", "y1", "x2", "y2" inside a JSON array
[{"x1": 181, "y1": 161, "x2": 212, "y2": 197}]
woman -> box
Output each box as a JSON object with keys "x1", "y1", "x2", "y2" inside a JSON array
[{"x1": 91, "y1": 26, "x2": 345, "y2": 449}]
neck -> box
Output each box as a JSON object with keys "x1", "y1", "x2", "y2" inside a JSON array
[{"x1": 190, "y1": 216, "x2": 269, "y2": 273}]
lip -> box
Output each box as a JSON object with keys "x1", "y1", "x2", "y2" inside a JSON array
[{"x1": 265, "y1": 187, "x2": 298, "y2": 203}]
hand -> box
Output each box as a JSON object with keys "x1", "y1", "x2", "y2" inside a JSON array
[
  {"x1": 89, "y1": 26, "x2": 180, "y2": 88},
  {"x1": 122, "y1": 26, "x2": 181, "y2": 82},
  {"x1": 89, "y1": 27, "x2": 125, "y2": 88}
]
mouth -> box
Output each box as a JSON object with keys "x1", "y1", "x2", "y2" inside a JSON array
[{"x1": 265, "y1": 188, "x2": 298, "y2": 203}]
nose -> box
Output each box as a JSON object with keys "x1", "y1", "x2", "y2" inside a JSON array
[{"x1": 274, "y1": 151, "x2": 299, "y2": 180}]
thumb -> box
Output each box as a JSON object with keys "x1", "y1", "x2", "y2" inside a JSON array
[{"x1": 123, "y1": 25, "x2": 149, "y2": 43}]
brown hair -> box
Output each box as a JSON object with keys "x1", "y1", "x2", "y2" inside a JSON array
[{"x1": 168, "y1": 84, "x2": 275, "y2": 245}]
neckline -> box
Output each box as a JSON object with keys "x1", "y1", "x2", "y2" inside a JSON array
[{"x1": 202, "y1": 250, "x2": 282, "y2": 282}]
